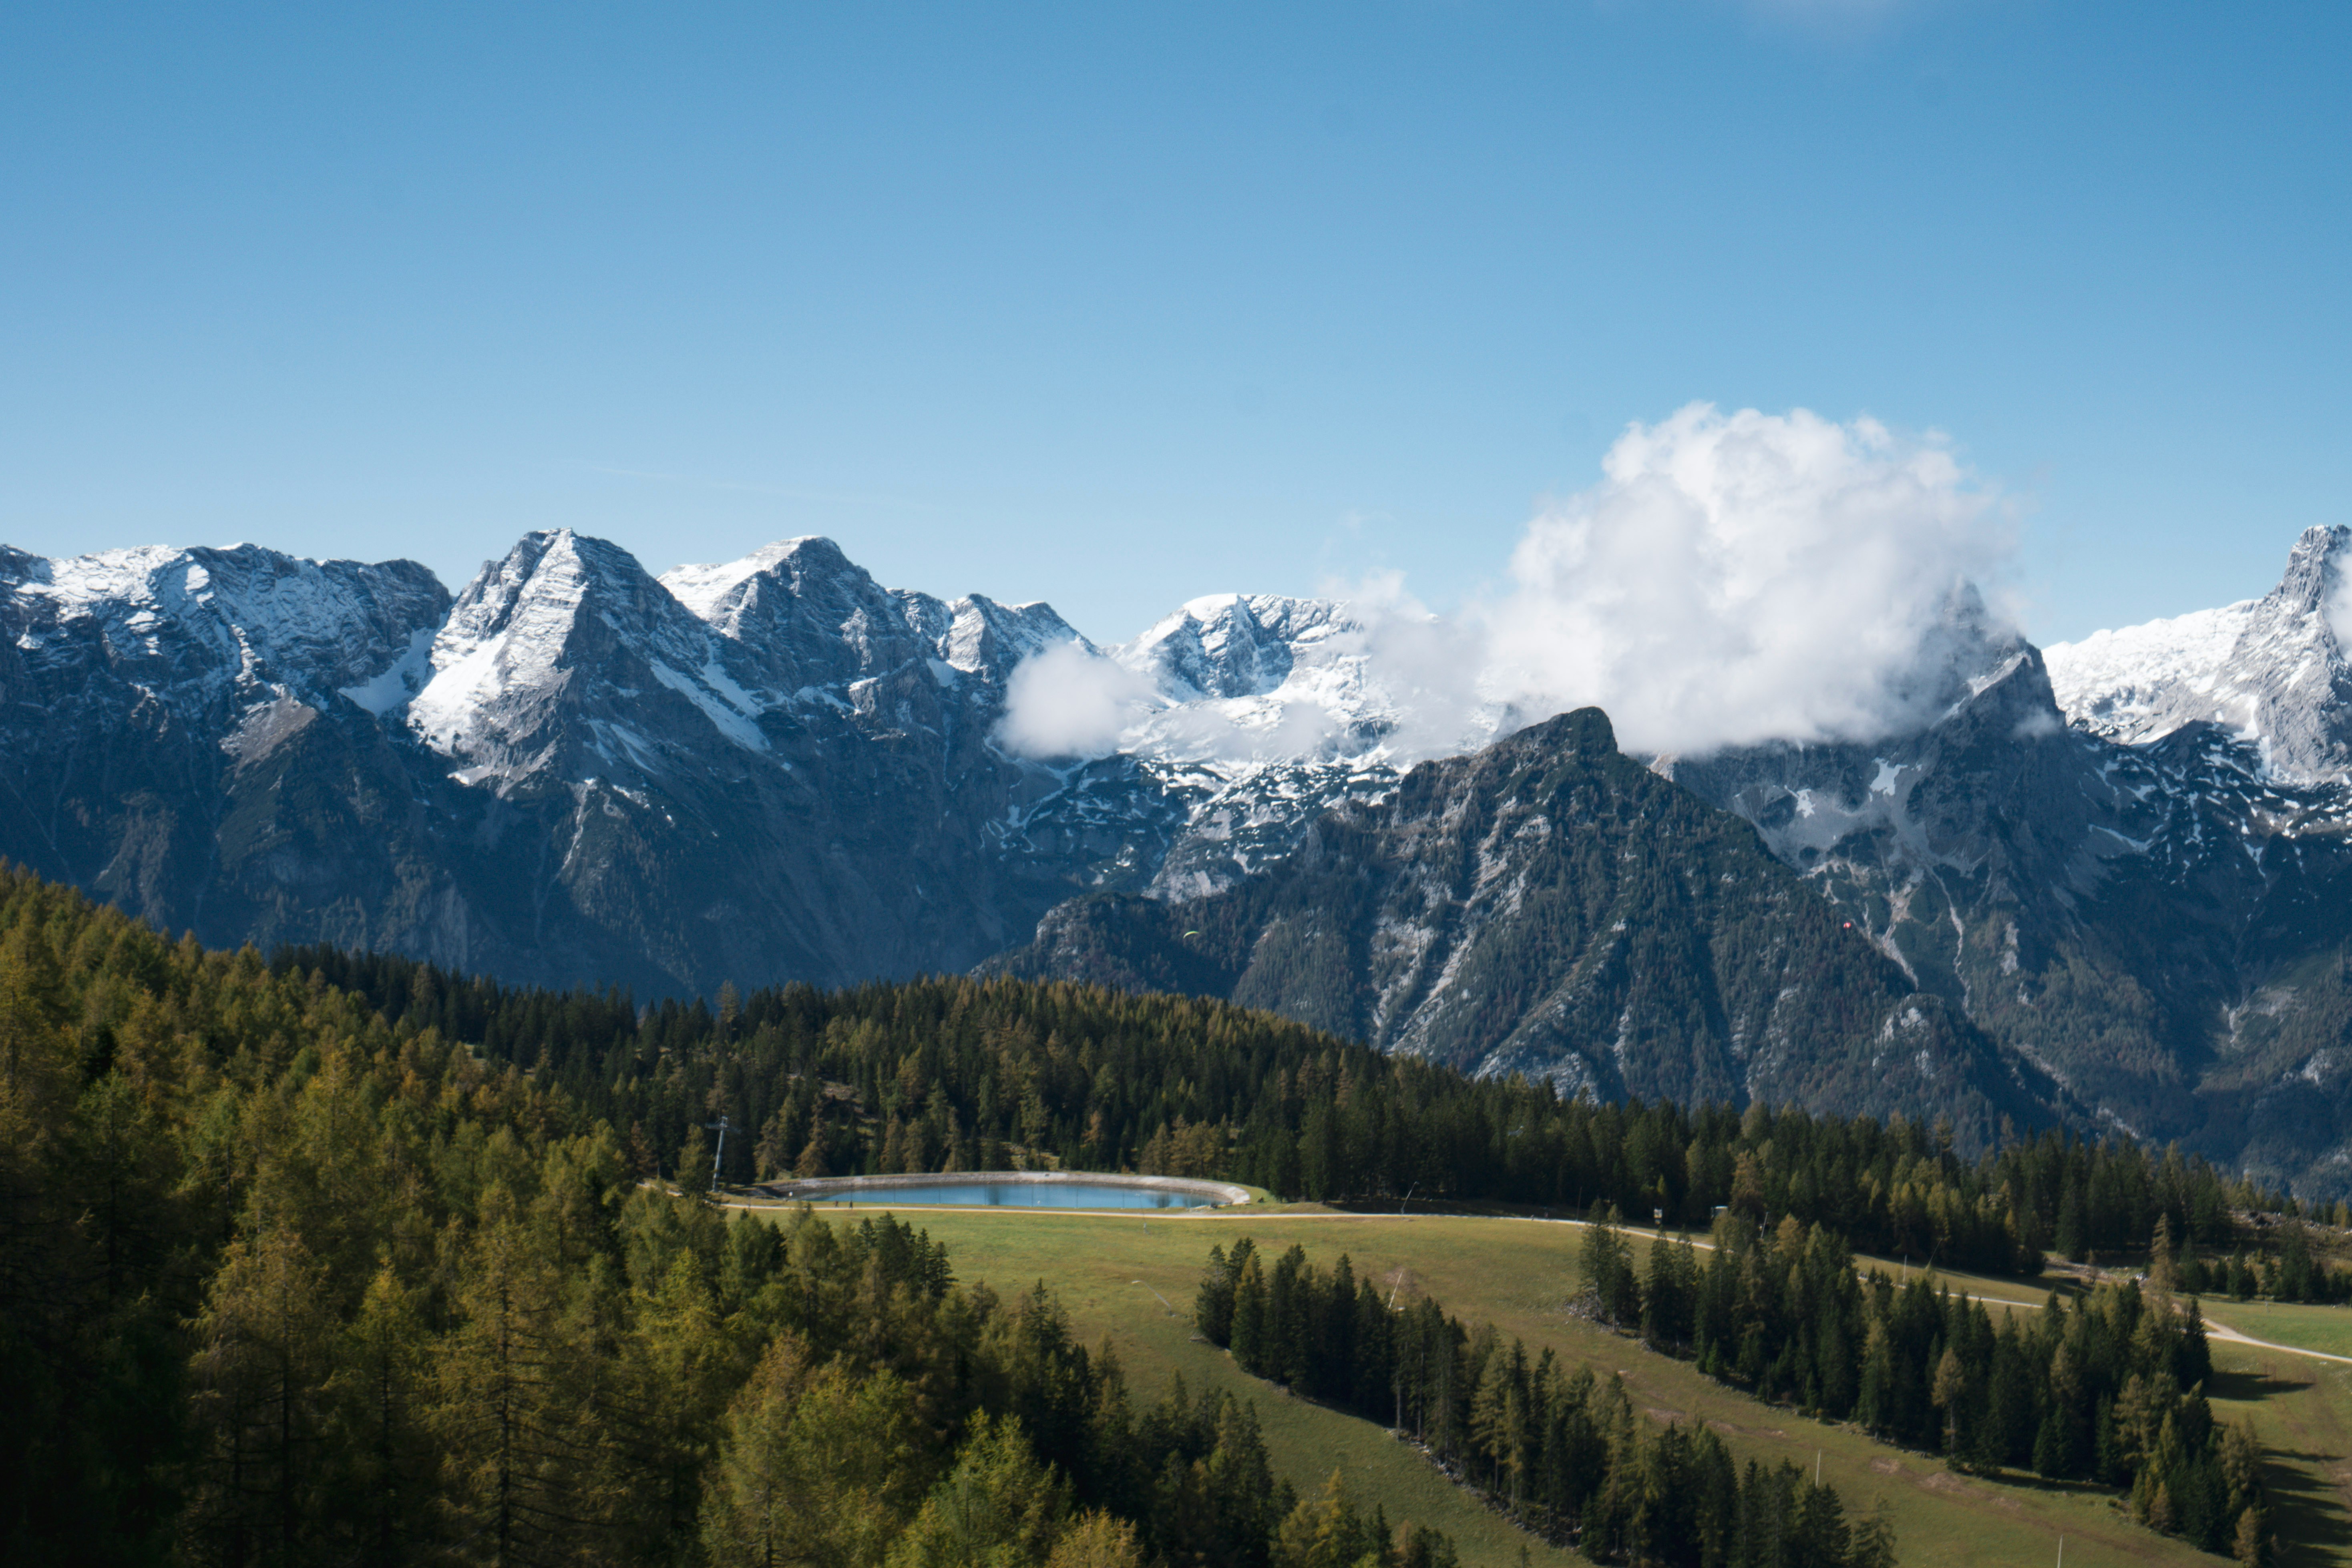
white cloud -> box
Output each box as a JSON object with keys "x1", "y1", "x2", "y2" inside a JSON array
[
  {"x1": 1311, "y1": 571, "x2": 1500, "y2": 763},
  {"x1": 1097, "y1": 577, "x2": 1505, "y2": 770},
  {"x1": 995, "y1": 641, "x2": 1155, "y2": 759},
  {"x1": 1128, "y1": 692, "x2": 1340, "y2": 764},
  {"x1": 1481, "y1": 402, "x2": 2014, "y2": 756},
  {"x1": 1032, "y1": 403, "x2": 2019, "y2": 770},
  {"x1": 2324, "y1": 566, "x2": 2352, "y2": 654}
]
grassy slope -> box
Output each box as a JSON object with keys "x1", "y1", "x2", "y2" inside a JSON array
[
  {"x1": 797, "y1": 1205, "x2": 2352, "y2": 1568},
  {"x1": 2203, "y1": 1301, "x2": 2352, "y2": 1363}
]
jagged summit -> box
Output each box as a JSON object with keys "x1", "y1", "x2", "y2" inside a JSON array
[
  {"x1": 659, "y1": 535, "x2": 850, "y2": 626},
  {"x1": 0, "y1": 540, "x2": 448, "y2": 722},
  {"x1": 15, "y1": 522, "x2": 2352, "y2": 1193},
  {"x1": 395, "y1": 530, "x2": 1107, "y2": 793},
  {"x1": 2047, "y1": 524, "x2": 2352, "y2": 780},
  {"x1": 930, "y1": 594, "x2": 1082, "y2": 680},
  {"x1": 990, "y1": 694, "x2": 2057, "y2": 1142},
  {"x1": 1113, "y1": 589, "x2": 1502, "y2": 767},
  {"x1": 407, "y1": 529, "x2": 764, "y2": 787},
  {"x1": 1117, "y1": 593, "x2": 1353, "y2": 702},
  {"x1": 661, "y1": 535, "x2": 1083, "y2": 692}
]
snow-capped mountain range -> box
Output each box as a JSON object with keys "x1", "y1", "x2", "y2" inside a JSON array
[
  {"x1": 0, "y1": 528, "x2": 1423, "y2": 998},
  {"x1": 9, "y1": 521, "x2": 2352, "y2": 1191},
  {"x1": 2046, "y1": 524, "x2": 2352, "y2": 781},
  {"x1": 1103, "y1": 590, "x2": 1503, "y2": 897}
]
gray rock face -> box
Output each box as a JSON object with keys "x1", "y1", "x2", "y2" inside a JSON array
[
  {"x1": 989, "y1": 708, "x2": 2071, "y2": 1149},
  {"x1": 1662, "y1": 639, "x2": 2352, "y2": 1195},
  {"x1": 0, "y1": 530, "x2": 1180, "y2": 996},
  {"x1": 19, "y1": 521, "x2": 2352, "y2": 1192},
  {"x1": 0, "y1": 543, "x2": 453, "y2": 930},
  {"x1": 2047, "y1": 525, "x2": 2352, "y2": 781}
]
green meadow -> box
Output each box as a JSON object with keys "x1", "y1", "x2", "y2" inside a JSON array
[
  {"x1": 2201, "y1": 1300, "x2": 2352, "y2": 1365},
  {"x1": 769, "y1": 1204, "x2": 2352, "y2": 1568}
]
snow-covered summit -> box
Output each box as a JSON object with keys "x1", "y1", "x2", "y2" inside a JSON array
[
  {"x1": 1118, "y1": 593, "x2": 1352, "y2": 702},
  {"x1": 1107, "y1": 591, "x2": 1499, "y2": 769},
  {"x1": 661, "y1": 535, "x2": 1084, "y2": 697},
  {"x1": 1062, "y1": 589, "x2": 1503, "y2": 897},
  {"x1": 657, "y1": 536, "x2": 830, "y2": 626},
  {"x1": 410, "y1": 529, "x2": 776, "y2": 785},
  {"x1": 2046, "y1": 525, "x2": 2352, "y2": 780},
  {"x1": 399, "y1": 531, "x2": 1101, "y2": 791},
  {"x1": 0, "y1": 540, "x2": 448, "y2": 724},
  {"x1": 930, "y1": 594, "x2": 1083, "y2": 681}
]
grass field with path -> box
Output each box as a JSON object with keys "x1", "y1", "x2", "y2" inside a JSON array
[
  {"x1": 742, "y1": 1201, "x2": 2352, "y2": 1568},
  {"x1": 2201, "y1": 1300, "x2": 2352, "y2": 1364}
]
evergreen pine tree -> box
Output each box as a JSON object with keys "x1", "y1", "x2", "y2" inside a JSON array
[
  {"x1": 1848, "y1": 1506, "x2": 1899, "y2": 1568},
  {"x1": 1194, "y1": 1244, "x2": 1234, "y2": 1344},
  {"x1": 1582, "y1": 1204, "x2": 1630, "y2": 1327},
  {"x1": 1047, "y1": 1511, "x2": 1144, "y2": 1568},
  {"x1": 886, "y1": 1412, "x2": 1067, "y2": 1568},
  {"x1": 435, "y1": 1203, "x2": 606, "y2": 1564},
  {"x1": 2232, "y1": 1505, "x2": 2267, "y2": 1568},
  {"x1": 678, "y1": 1126, "x2": 713, "y2": 1199},
  {"x1": 1230, "y1": 1253, "x2": 1268, "y2": 1375},
  {"x1": 327, "y1": 1264, "x2": 436, "y2": 1566},
  {"x1": 182, "y1": 1223, "x2": 336, "y2": 1566}
]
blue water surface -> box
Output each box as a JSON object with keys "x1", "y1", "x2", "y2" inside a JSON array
[{"x1": 806, "y1": 1181, "x2": 1204, "y2": 1210}]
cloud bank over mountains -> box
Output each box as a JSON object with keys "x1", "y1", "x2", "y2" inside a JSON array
[
  {"x1": 996, "y1": 403, "x2": 2020, "y2": 763},
  {"x1": 1488, "y1": 403, "x2": 2015, "y2": 755},
  {"x1": 995, "y1": 640, "x2": 1156, "y2": 758}
]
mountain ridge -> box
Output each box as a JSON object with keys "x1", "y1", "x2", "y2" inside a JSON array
[
  {"x1": 12, "y1": 523, "x2": 2352, "y2": 1189},
  {"x1": 2047, "y1": 524, "x2": 2352, "y2": 780},
  {"x1": 986, "y1": 706, "x2": 2074, "y2": 1150}
]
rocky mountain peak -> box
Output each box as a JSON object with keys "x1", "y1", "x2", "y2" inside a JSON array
[
  {"x1": 1117, "y1": 593, "x2": 1355, "y2": 701},
  {"x1": 663, "y1": 536, "x2": 936, "y2": 703},
  {"x1": 2266, "y1": 523, "x2": 2352, "y2": 619},
  {"x1": 993, "y1": 695, "x2": 2058, "y2": 1142},
  {"x1": 659, "y1": 538, "x2": 1082, "y2": 705},
  {"x1": 410, "y1": 530, "x2": 764, "y2": 788},
  {"x1": 936, "y1": 595, "x2": 1083, "y2": 682},
  {"x1": 2046, "y1": 524, "x2": 2352, "y2": 781},
  {"x1": 1504, "y1": 705, "x2": 1618, "y2": 761},
  {"x1": 662, "y1": 536, "x2": 876, "y2": 638},
  {"x1": 0, "y1": 540, "x2": 448, "y2": 723}
]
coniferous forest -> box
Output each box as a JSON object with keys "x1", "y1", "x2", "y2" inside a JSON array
[
  {"x1": 285, "y1": 942, "x2": 2350, "y2": 1285},
  {"x1": 1573, "y1": 1209, "x2": 2269, "y2": 1559},
  {"x1": 0, "y1": 866, "x2": 1450, "y2": 1568},
  {"x1": 1192, "y1": 1214, "x2": 2268, "y2": 1562},
  {"x1": 4, "y1": 858, "x2": 2341, "y2": 1564},
  {"x1": 1192, "y1": 1238, "x2": 1898, "y2": 1568}
]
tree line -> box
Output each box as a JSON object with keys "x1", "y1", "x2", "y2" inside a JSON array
[
  {"x1": 2178, "y1": 1217, "x2": 2352, "y2": 1305},
  {"x1": 280, "y1": 946, "x2": 2346, "y2": 1283},
  {"x1": 0, "y1": 864, "x2": 1458, "y2": 1568},
  {"x1": 1191, "y1": 1237, "x2": 1897, "y2": 1568},
  {"x1": 1577, "y1": 1206, "x2": 2270, "y2": 1562}
]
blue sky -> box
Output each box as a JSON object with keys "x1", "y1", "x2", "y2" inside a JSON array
[{"x1": 1, "y1": 1, "x2": 2344, "y2": 646}]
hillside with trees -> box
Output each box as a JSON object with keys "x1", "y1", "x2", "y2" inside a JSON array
[
  {"x1": 7, "y1": 857, "x2": 2340, "y2": 1562},
  {"x1": 0, "y1": 864, "x2": 1448, "y2": 1568},
  {"x1": 1188, "y1": 1214, "x2": 2271, "y2": 1563},
  {"x1": 1193, "y1": 1237, "x2": 1898, "y2": 1568},
  {"x1": 984, "y1": 709, "x2": 2065, "y2": 1148},
  {"x1": 285, "y1": 936, "x2": 2344, "y2": 1281},
  {"x1": 1574, "y1": 1209, "x2": 2268, "y2": 1560}
]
